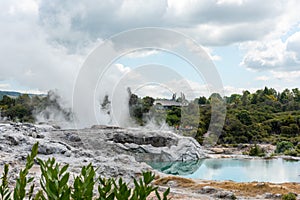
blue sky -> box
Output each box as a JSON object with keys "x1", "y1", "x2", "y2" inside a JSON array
[{"x1": 0, "y1": 0, "x2": 300, "y2": 99}]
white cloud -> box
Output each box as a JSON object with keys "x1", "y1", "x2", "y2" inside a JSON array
[
  {"x1": 271, "y1": 70, "x2": 300, "y2": 82},
  {"x1": 286, "y1": 31, "x2": 300, "y2": 62},
  {"x1": 164, "y1": 79, "x2": 210, "y2": 99},
  {"x1": 202, "y1": 47, "x2": 222, "y2": 61},
  {"x1": 132, "y1": 79, "x2": 210, "y2": 100},
  {"x1": 239, "y1": 0, "x2": 300, "y2": 72},
  {"x1": 0, "y1": 84, "x2": 10, "y2": 90},
  {"x1": 125, "y1": 49, "x2": 159, "y2": 58},
  {"x1": 255, "y1": 76, "x2": 270, "y2": 81},
  {"x1": 241, "y1": 31, "x2": 300, "y2": 71},
  {"x1": 223, "y1": 86, "x2": 258, "y2": 96},
  {"x1": 35, "y1": 0, "x2": 293, "y2": 48},
  {"x1": 32, "y1": 0, "x2": 300, "y2": 77},
  {"x1": 5, "y1": 0, "x2": 38, "y2": 15},
  {"x1": 134, "y1": 84, "x2": 174, "y2": 99},
  {"x1": 0, "y1": 0, "x2": 83, "y2": 102}
]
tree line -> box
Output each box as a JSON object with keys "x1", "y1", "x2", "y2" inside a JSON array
[
  {"x1": 128, "y1": 87, "x2": 300, "y2": 146},
  {"x1": 1, "y1": 87, "x2": 300, "y2": 146}
]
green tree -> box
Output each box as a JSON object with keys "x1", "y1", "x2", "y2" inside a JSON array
[
  {"x1": 197, "y1": 96, "x2": 207, "y2": 105},
  {"x1": 280, "y1": 89, "x2": 293, "y2": 104},
  {"x1": 16, "y1": 94, "x2": 31, "y2": 105},
  {"x1": 227, "y1": 94, "x2": 241, "y2": 105},
  {"x1": 236, "y1": 110, "x2": 252, "y2": 125},
  {"x1": 241, "y1": 90, "x2": 250, "y2": 106},
  {"x1": 101, "y1": 95, "x2": 111, "y2": 110},
  {"x1": 292, "y1": 88, "x2": 300, "y2": 102},
  {"x1": 142, "y1": 96, "x2": 154, "y2": 113},
  {"x1": 275, "y1": 141, "x2": 294, "y2": 153},
  {"x1": 0, "y1": 95, "x2": 15, "y2": 107},
  {"x1": 280, "y1": 126, "x2": 293, "y2": 136}
]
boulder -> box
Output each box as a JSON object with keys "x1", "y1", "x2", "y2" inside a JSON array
[
  {"x1": 112, "y1": 133, "x2": 177, "y2": 147},
  {"x1": 263, "y1": 193, "x2": 282, "y2": 199},
  {"x1": 65, "y1": 132, "x2": 81, "y2": 142},
  {"x1": 214, "y1": 191, "x2": 236, "y2": 199},
  {"x1": 3, "y1": 132, "x2": 27, "y2": 145},
  {"x1": 210, "y1": 147, "x2": 225, "y2": 154},
  {"x1": 38, "y1": 141, "x2": 68, "y2": 155},
  {"x1": 199, "y1": 186, "x2": 218, "y2": 194},
  {"x1": 110, "y1": 130, "x2": 205, "y2": 162}
]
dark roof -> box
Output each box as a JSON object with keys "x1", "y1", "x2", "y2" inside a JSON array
[{"x1": 154, "y1": 100, "x2": 182, "y2": 107}]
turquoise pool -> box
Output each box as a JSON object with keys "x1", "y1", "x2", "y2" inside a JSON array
[{"x1": 148, "y1": 158, "x2": 300, "y2": 183}]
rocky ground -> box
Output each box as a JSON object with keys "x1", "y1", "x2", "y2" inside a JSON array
[{"x1": 0, "y1": 121, "x2": 299, "y2": 199}]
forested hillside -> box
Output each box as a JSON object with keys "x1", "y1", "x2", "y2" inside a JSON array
[
  {"x1": 0, "y1": 90, "x2": 22, "y2": 100},
  {"x1": 129, "y1": 87, "x2": 300, "y2": 145}
]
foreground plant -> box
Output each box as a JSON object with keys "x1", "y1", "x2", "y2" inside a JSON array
[
  {"x1": 0, "y1": 143, "x2": 170, "y2": 200},
  {"x1": 14, "y1": 142, "x2": 38, "y2": 200},
  {"x1": 38, "y1": 157, "x2": 71, "y2": 200},
  {"x1": 97, "y1": 172, "x2": 170, "y2": 200},
  {"x1": 72, "y1": 163, "x2": 96, "y2": 200},
  {"x1": 0, "y1": 164, "x2": 11, "y2": 200}
]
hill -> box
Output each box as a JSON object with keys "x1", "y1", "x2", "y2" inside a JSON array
[{"x1": 0, "y1": 90, "x2": 22, "y2": 100}]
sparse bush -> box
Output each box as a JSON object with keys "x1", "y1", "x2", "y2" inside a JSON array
[{"x1": 0, "y1": 143, "x2": 170, "y2": 200}]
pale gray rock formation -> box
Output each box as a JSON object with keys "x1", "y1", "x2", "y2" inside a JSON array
[
  {"x1": 106, "y1": 128, "x2": 205, "y2": 162},
  {"x1": 0, "y1": 122, "x2": 205, "y2": 182}
]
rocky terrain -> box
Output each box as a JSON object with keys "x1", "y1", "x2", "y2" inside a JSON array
[
  {"x1": 1, "y1": 121, "x2": 299, "y2": 200},
  {"x1": 0, "y1": 121, "x2": 204, "y2": 184}
]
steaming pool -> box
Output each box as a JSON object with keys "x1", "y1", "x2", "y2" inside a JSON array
[{"x1": 148, "y1": 158, "x2": 300, "y2": 183}]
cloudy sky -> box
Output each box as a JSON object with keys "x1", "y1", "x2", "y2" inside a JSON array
[{"x1": 1, "y1": 0, "x2": 300, "y2": 100}]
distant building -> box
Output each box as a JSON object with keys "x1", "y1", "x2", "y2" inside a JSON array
[
  {"x1": 154, "y1": 99, "x2": 182, "y2": 109},
  {"x1": 153, "y1": 92, "x2": 188, "y2": 109}
]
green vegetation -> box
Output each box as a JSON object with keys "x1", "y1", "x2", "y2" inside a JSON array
[
  {"x1": 0, "y1": 143, "x2": 170, "y2": 200},
  {"x1": 13, "y1": 142, "x2": 38, "y2": 200},
  {"x1": 275, "y1": 141, "x2": 300, "y2": 156},
  {"x1": 1, "y1": 87, "x2": 300, "y2": 147},
  {"x1": 248, "y1": 144, "x2": 265, "y2": 157},
  {"x1": 129, "y1": 87, "x2": 300, "y2": 146},
  {"x1": 0, "y1": 91, "x2": 71, "y2": 123},
  {"x1": 0, "y1": 164, "x2": 11, "y2": 200},
  {"x1": 275, "y1": 141, "x2": 294, "y2": 154},
  {"x1": 0, "y1": 91, "x2": 23, "y2": 100},
  {"x1": 282, "y1": 193, "x2": 297, "y2": 200}
]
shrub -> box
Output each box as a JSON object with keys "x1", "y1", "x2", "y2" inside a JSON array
[
  {"x1": 284, "y1": 149, "x2": 298, "y2": 156},
  {"x1": 282, "y1": 192, "x2": 297, "y2": 200},
  {"x1": 275, "y1": 141, "x2": 294, "y2": 154},
  {"x1": 0, "y1": 143, "x2": 170, "y2": 200},
  {"x1": 249, "y1": 144, "x2": 265, "y2": 157}
]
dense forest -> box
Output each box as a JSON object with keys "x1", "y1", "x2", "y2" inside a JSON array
[{"x1": 128, "y1": 87, "x2": 300, "y2": 147}]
